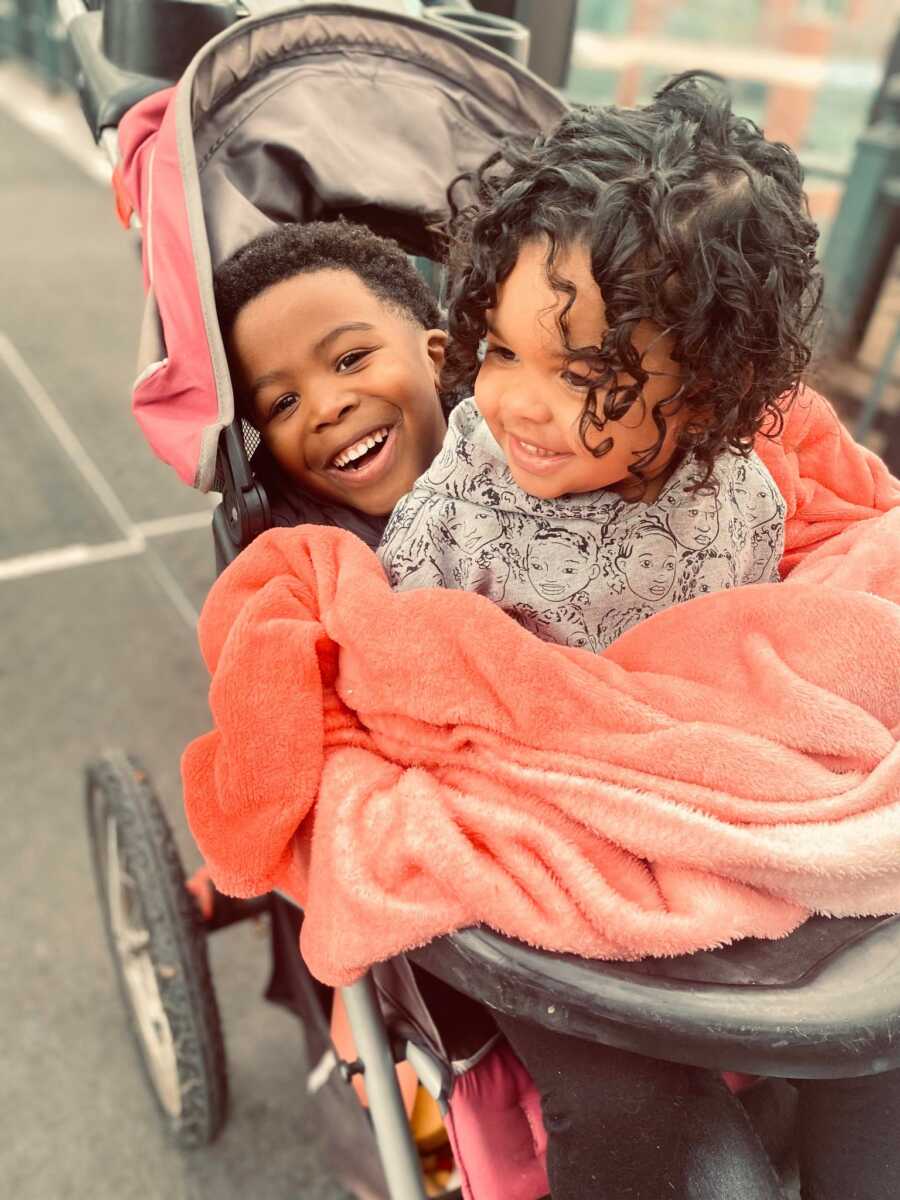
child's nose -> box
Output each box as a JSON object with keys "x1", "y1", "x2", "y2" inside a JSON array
[
  {"x1": 500, "y1": 381, "x2": 551, "y2": 424},
  {"x1": 309, "y1": 388, "x2": 360, "y2": 431}
]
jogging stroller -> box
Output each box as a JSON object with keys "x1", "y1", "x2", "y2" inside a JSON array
[{"x1": 63, "y1": 3, "x2": 900, "y2": 1199}]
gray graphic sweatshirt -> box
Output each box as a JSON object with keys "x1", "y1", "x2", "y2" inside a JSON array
[{"x1": 379, "y1": 399, "x2": 785, "y2": 653}]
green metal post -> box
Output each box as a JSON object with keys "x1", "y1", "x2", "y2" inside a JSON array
[
  {"x1": 4, "y1": 0, "x2": 75, "y2": 87},
  {"x1": 821, "y1": 76, "x2": 900, "y2": 356}
]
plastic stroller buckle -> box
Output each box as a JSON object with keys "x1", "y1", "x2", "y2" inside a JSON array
[{"x1": 338, "y1": 1057, "x2": 365, "y2": 1083}]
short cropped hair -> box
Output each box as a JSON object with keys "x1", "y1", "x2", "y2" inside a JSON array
[{"x1": 215, "y1": 219, "x2": 441, "y2": 334}]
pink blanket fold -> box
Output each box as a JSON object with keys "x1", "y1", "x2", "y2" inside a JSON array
[{"x1": 183, "y1": 391, "x2": 900, "y2": 986}]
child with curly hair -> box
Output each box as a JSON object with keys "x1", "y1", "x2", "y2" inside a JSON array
[
  {"x1": 380, "y1": 72, "x2": 900, "y2": 1199},
  {"x1": 380, "y1": 70, "x2": 801, "y2": 656}
]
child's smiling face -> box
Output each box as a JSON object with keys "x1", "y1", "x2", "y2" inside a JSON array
[
  {"x1": 475, "y1": 239, "x2": 687, "y2": 503},
  {"x1": 229, "y1": 269, "x2": 447, "y2": 515}
]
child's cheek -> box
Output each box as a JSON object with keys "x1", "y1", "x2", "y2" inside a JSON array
[{"x1": 473, "y1": 370, "x2": 496, "y2": 420}]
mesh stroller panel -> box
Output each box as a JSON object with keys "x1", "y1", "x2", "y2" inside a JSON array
[{"x1": 241, "y1": 419, "x2": 260, "y2": 462}]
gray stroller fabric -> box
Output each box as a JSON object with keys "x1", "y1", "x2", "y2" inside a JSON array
[{"x1": 186, "y1": 4, "x2": 568, "y2": 266}]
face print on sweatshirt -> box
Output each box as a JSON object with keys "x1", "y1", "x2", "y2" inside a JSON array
[
  {"x1": 460, "y1": 553, "x2": 512, "y2": 601},
  {"x1": 437, "y1": 500, "x2": 504, "y2": 557},
  {"x1": 617, "y1": 522, "x2": 679, "y2": 602},
  {"x1": 732, "y1": 462, "x2": 781, "y2": 528},
  {"x1": 428, "y1": 439, "x2": 459, "y2": 487},
  {"x1": 744, "y1": 526, "x2": 780, "y2": 584},
  {"x1": 666, "y1": 491, "x2": 720, "y2": 550},
  {"x1": 526, "y1": 528, "x2": 602, "y2": 602}
]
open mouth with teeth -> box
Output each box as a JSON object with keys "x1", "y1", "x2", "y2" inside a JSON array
[{"x1": 331, "y1": 426, "x2": 392, "y2": 472}]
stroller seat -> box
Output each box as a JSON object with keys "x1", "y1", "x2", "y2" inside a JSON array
[
  {"x1": 410, "y1": 913, "x2": 900, "y2": 1079},
  {"x1": 70, "y1": 3, "x2": 900, "y2": 1195}
]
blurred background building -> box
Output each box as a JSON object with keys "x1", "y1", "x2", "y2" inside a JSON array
[
  {"x1": 2, "y1": 0, "x2": 899, "y2": 463},
  {"x1": 571, "y1": 0, "x2": 889, "y2": 238}
]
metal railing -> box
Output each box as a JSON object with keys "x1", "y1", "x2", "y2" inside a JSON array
[{"x1": 0, "y1": 0, "x2": 77, "y2": 87}]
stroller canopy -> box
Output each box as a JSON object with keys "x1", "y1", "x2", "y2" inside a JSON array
[{"x1": 118, "y1": 2, "x2": 567, "y2": 491}]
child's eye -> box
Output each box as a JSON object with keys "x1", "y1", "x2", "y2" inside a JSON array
[
  {"x1": 484, "y1": 344, "x2": 516, "y2": 363},
  {"x1": 270, "y1": 393, "x2": 299, "y2": 419},
  {"x1": 336, "y1": 349, "x2": 371, "y2": 372},
  {"x1": 561, "y1": 368, "x2": 593, "y2": 390}
]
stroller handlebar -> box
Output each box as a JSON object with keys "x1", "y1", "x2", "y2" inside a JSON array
[
  {"x1": 57, "y1": 0, "x2": 88, "y2": 29},
  {"x1": 58, "y1": 0, "x2": 238, "y2": 142}
]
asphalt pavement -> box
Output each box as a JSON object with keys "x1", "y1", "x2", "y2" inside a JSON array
[{"x1": 0, "y1": 86, "x2": 349, "y2": 1200}]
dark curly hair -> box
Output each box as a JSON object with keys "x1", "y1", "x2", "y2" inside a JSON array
[
  {"x1": 214, "y1": 219, "x2": 442, "y2": 419},
  {"x1": 444, "y1": 71, "x2": 823, "y2": 489}
]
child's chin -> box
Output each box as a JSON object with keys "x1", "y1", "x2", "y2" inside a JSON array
[
  {"x1": 336, "y1": 480, "x2": 400, "y2": 517},
  {"x1": 512, "y1": 472, "x2": 568, "y2": 501}
]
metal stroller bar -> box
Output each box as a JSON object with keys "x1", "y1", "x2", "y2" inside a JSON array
[{"x1": 342, "y1": 977, "x2": 429, "y2": 1200}]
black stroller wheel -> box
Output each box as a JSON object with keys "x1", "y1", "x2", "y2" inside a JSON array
[{"x1": 85, "y1": 751, "x2": 228, "y2": 1148}]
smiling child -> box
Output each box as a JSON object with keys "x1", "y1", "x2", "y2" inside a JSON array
[
  {"x1": 213, "y1": 220, "x2": 448, "y2": 544},
  {"x1": 378, "y1": 70, "x2": 880, "y2": 1200},
  {"x1": 379, "y1": 238, "x2": 785, "y2": 650}
]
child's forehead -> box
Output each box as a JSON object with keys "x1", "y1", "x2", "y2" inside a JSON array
[
  {"x1": 233, "y1": 268, "x2": 414, "y2": 360},
  {"x1": 491, "y1": 239, "x2": 604, "y2": 345}
]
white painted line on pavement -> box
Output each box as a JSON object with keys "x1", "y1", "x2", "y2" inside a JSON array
[
  {"x1": 0, "y1": 332, "x2": 136, "y2": 539},
  {"x1": 142, "y1": 547, "x2": 203, "y2": 630},
  {"x1": 0, "y1": 62, "x2": 112, "y2": 186},
  {"x1": 0, "y1": 513, "x2": 214, "y2": 583},
  {"x1": 0, "y1": 331, "x2": 201, "y2": 628},
  {"x1": 135, "y1": 511, "x2": 214, "y2": 538},
  {"x1": 0, "y1": 538, "x2": 143, "y2": 582}
]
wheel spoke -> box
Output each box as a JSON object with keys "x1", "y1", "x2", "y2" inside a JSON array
[
  {"x1": 119, "y1": 928, "x2": 151, "y2": 956},
  {"x1": 123, "y1": 954, "x2": 182, "y2": 1117}
]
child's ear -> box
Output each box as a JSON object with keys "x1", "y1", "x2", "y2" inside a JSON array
[{"x1": 425, "y1": 329, "x2": 448, "y2": 380}]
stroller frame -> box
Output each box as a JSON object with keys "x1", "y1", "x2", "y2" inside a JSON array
[{"x1": 65, "y1": 3, "x2": 900, "y2": 1198}]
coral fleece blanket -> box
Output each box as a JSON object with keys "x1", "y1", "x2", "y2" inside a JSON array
[{"x1": 183, "y1": 392, "x2": 900, "y2": 986}]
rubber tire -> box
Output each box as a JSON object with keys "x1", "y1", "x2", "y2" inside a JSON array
[{"x1": 85, "y1": 751, "x2": 228, "y2": 1147}]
